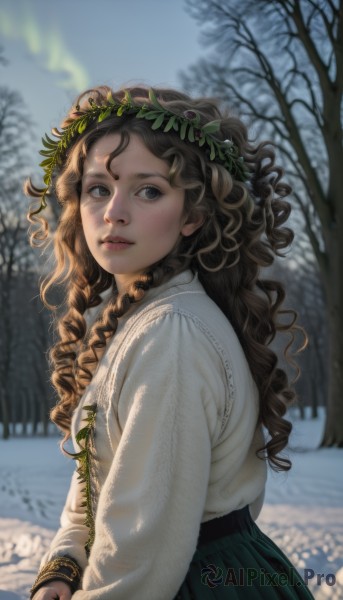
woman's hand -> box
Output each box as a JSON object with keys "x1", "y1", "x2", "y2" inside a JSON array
[{"x1": 31, "y1": 581, "x2": 72, "y2": 600}]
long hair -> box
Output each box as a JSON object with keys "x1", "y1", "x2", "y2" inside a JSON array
[{"x1": 25, "y1": 85, "x2": 306, "y2": 470}]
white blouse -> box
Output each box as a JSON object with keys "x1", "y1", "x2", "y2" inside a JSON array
[{"x1": 42, "y1": 270, "x2": 267, "y2": 599}]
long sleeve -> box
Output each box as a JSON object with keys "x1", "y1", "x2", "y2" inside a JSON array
[
  {"x1": 38, "y1": 272, "x2": 265, "y2": 598},
  {"x1": 40, "y1": 467, "x2": 89, "y2": 572},
  {"x1": 75, "y1": 311, "x2": 229, "y2": 600}
]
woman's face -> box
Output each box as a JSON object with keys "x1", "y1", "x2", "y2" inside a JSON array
[{"x1": 80, "y1": 133, "x2": 201, "y2": 292}]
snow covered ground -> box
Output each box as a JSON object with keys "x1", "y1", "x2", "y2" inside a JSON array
[{"x1": 0, "y1": 408, "x2": 342, "y2": 599}]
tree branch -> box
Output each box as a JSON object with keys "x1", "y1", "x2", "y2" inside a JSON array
[
  {"x1": 227, "y1": 14, "x2": 332, "y2": 229},
  {"x1": 275, "y1": 0, "x2": 334, "y2": 89},
  {"x1": 218, "y1": 80, "x2": 289, "y2": 138},
  {"x1": 292, "y1": 190, "x2": 328, "y2": 276},
  {"x1": 306, "y1": 0, "x2": 338, "y2": 45},
  {"x1": 288, "y1": 98, "x2": 322, "y2": 128}
]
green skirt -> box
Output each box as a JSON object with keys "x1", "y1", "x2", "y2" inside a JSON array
[{"x1": 175, "y1": 506, "x2": 314, "y2": 599}]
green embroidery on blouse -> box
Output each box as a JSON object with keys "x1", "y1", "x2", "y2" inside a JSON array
[{"x1": 70, "y1": 403, "x2": 97, "y2": 555}]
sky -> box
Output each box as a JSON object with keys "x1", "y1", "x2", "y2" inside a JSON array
[{"x1": 0, "y1": 0, "x2": 205, "y2": 170}]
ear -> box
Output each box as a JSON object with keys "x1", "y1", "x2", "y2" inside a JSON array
[{"x1": 181, "y1": 213, "x2": 204, "y2": 237}]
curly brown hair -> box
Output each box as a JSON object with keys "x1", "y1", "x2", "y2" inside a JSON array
[{"x1": 25, "y1": 85, "x2": 306, "y2": 471}]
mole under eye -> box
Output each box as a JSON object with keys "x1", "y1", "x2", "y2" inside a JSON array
[
  {"x1": 88, "y1": 185, "x2": 110, "y2": 198},
  {"x1": 137, "y1": 186, "x2": 162, "y2": 201}
]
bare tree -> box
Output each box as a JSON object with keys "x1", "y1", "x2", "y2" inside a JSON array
[
  {"x1": 0, "y1": 52, "x2": 62, "y2": 437},
  {"x1": 9, "y1": 272, "x2": 54, "y2": 436},
  {"x1": 0, "y1": 94, "x2": 29, "y2": 436},
  {"x1": 181, "y1": 0, "x2": 343, "y2": 445},
  {"x1": 277, "y1": 234, "x2": 328, "y2": 418},
  {"x1": 0, "y1": 81, "x2": 46, "y2": 437}
]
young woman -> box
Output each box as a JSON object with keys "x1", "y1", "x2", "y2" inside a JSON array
[{"x1": 26, "y1": 86, "x2": 313, "y2": 599}]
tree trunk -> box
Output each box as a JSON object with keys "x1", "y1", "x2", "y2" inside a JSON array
[
  {"x1": 321, "y1": 319, "x2": 343, "y2": 445},
  {"x1": 321, "y1": 228, "x2": 343, "y2": 446},
  {"x1": 41, "y1": 401, "x2": 49, "y2": 436},
  {"x1": 0, "y1": 391, "x2": 10, "y2": 439},
  {"x1": 311, "y1": 397, "x2": 318, "y2": 419},
  {"x1": 309, "y1": 373, "x2": 318, "y2": 419},
  {"x1": 298, "y1": 401, "x2": 305, "y2": 420},
  {"x1": 22, "y1": 392, "x2": 27, "y2": 436}
]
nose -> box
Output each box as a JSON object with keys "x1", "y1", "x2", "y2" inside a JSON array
[{"x1": 103, "y1": 188, "x2": 130, "y2": 225}]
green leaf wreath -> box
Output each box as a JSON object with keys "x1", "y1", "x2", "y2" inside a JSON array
[{"x1": 33, "y1": 88, "x2": 248, "y2": 215}]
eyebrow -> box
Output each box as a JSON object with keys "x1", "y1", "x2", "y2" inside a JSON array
[
  {"x1": 82, "y1": 170, "x2": 169, "y2": 182},
  {"x1": 134, "y1": 172, "x2": 169, "y2": 182},
  {"x1": 82, "y1": 171, "x2": 108, "y2": 180}
]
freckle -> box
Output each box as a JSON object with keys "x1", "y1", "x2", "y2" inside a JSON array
[{"x1": 113, "y1": 174, "x2": 120, "y2": 180}]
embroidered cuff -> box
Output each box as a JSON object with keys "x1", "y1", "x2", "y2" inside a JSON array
[{"x1": 30, "y1": 555, "x2": 82, "y2": 598}]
